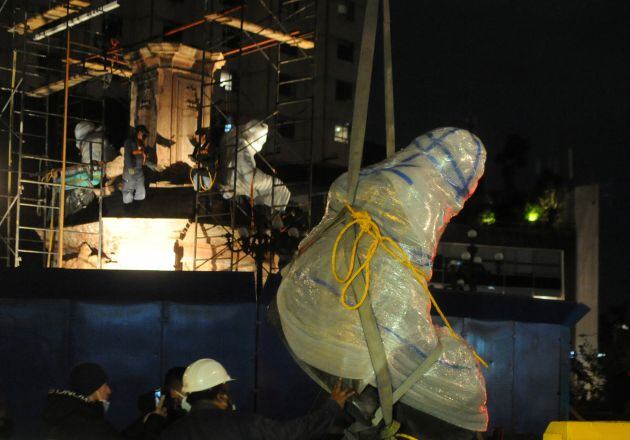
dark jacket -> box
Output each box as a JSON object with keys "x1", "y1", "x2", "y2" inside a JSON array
[
  {"x1": 123, "y1": 391, "x2": 182, "y2": 440},
  {"x1": 191, "y1": 140, "x2": 217, "y2": 165},
  {"x1": 43, "y1": 389, "x2": 121, "y2": 440},
  {"x1": 159, "y1": 399, "x2": 340, "y2": 440},
  {"x1": 123, "y1": 414, "x2": 168, "y2": 440}
]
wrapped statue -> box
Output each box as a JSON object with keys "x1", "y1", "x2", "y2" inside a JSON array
[
  {"x1": 219, "y1": 120, "x2": 291, "y2": 211},
  {"x1": 46, "y1": 122, "x2": 114, "y2": 217},
  {"x1": 277, "y1": 128, "x2": 488, "y2": 432},
  {"x1": 74, "y1": 121, "x2": 114, "y2": 164}
]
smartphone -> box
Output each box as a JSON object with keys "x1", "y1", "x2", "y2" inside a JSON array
[{"x1": 154, "y1": 388, "x2": 162, "y2": 407}]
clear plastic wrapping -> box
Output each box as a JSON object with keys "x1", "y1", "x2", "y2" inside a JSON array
[{"x1": 277, "y1": 128, "x2": 488, "y2": 431}]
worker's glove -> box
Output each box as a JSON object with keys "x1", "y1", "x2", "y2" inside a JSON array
[
  {"x1": 330, "y1": 378, "x2": 355, "y2": 408},
  {"x1": 127, "y1": 168, "x2": 135, "y2": 176}
]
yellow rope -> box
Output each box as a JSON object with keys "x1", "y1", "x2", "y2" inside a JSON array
[
  {"x1": 331, "y1": 203, "x2": 489, "y2": 368},
  {"x1": 41, "y1": 169, "x2": 59, "y2": 183},
  {"x1": 395, "y1": 435, "x2": 420, "y2": 440},
  {"x1": 189, "y1": 162, "x2": 217, "y2": 192}
]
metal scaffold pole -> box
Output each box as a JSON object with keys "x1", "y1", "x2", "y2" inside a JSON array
[
  {"x1": 0, "y1": 0, "x2": 112, "y2": 268},
  {"x1": 57, "y1": 6, "x2": 72, "y2": 268},
  {"x1": 5, "y1": 50, "x2": 17, "y2": 266}
]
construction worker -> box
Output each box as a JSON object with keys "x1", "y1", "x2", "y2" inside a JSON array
[
  {"x1": 125, "y1": 367, "x2": 187, "y2": 439},
  {"x1": 190, "y1": 127, "x2": 218, "y2": 192},
  {"x1": 122, "y1": 125, "x2": 152, "y2": 205},
  {"x1": 159, "y1": 358, "x2": 354, "y2": 440},
  {"x1": 42, "y1": 362, "x2": 119, "y2": 439},
  {"x1": 43, "y1": 362, "x2": 164, "y2": 440},
  {"x1": 161, "y1": 366, "x2": 188, "y2": 424}
]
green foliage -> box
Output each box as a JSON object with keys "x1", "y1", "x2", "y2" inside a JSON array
[
  {"x1": 480, "y1": 209, "x2": 496, "y2": 225},
  {"x1": 571, "y1": 342, "x2": 606, "y2": 405},
  {"x1": 524, "y1": 203, "x2": 542, "y2": 223}
]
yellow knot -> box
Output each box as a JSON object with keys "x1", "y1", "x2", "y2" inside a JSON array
[{"x1": 331, "y1": 203, "x2": 489, "y2": 369}]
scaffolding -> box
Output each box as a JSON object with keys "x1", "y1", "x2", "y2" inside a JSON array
[
  {"x1": 190, "y1": 0, "x2": 318, "y2": 274},
  {"x1": 0, "y1": 0, "x2": 121, "y2": 268},
  {"x1": 0, "y1": 0, "x2": 318, "y2": 274}
]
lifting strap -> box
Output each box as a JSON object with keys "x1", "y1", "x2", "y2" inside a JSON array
[
  {"x1": 371, "y1": 342, "x2": 444, "y2": 426},
  {"x1": 345, "y1": 0, "x2": 396, "y2": 431},
  {"x1": 383, "y1": 0, "x2": 396, "y2": 159}
]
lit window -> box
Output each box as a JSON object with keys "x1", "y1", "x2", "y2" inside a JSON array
[{"x1": 334, "y1": 123, "x2": 350, "y2": 143}]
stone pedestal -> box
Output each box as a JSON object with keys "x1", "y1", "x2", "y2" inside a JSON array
[
  {"x1": 41, "y1": 218, "x2": 275, "y2": 279},
  {"x1": 125, "y1": 43, "x2": 225, "y2": 169}
]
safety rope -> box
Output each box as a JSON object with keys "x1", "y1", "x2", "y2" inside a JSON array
[
  {"x1": 331, "y1": 203, "x2": 489, "y2": 368},
  {"x1": 41, "y1": 169, "x2": 59, "y2": 183},
  {"x1": 189, "y1": 160, "x2": 218, "y2": 192},
  {"x1": 46, "y1": 189, "x2": 57, "y2": 268},
  {"x1": 250, "y1": 168, "x2": 257, "y2": 230}
]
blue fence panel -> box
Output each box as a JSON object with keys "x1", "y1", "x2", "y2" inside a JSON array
[
  {"x1": 71, "y1": 302, "x2": 163, "y2": 429},
  {"x1": 0, "y1": 269, "x2": 580, "y2": 437},
  {"x1": 513, "y1": 322, "x2": 562, "y2": 434},
  {"x1": 256, "y1": 303, "x2": 321, "y2": 419},
  {"x1": 464, "y1": 319, "x2": 515, "y2": 433},
  {"x1": 0, "y1": 299, "x2": 71, "y2": 437}
]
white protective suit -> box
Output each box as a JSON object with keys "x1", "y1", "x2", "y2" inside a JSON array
[
  {"x1": 277, "y1": 128, "x2": 488, "y2": 431},
  {"x1": 219, "y1": 120, "x2": 291, "y2": 211},
  {"x1": 74, "y1": 121, "x2": 113, "y2": 164}
]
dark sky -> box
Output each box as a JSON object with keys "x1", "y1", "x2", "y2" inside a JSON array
[{"x1": 365, "y1": 0, "x2": 630, "y2": 309}]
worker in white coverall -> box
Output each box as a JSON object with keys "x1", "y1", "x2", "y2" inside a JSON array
[{"x1": 122, "y1": 125, "x2": 151, "y2": 204}]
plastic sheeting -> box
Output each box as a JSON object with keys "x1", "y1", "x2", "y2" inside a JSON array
[
  {"x1": 277, "y1": 128, "x2": 488, "y2": 431},
  {"x1": 219, "y1": 120, "x2": 291, "y2": 211}
]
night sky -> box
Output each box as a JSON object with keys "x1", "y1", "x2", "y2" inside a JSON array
[{"x1": 365, "y1": 0, "x2": 630, "y2": 310}]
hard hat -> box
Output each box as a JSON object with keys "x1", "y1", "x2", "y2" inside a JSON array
[
  {"x1": 75, "y1": 121, "x2": 95, "y2": 143},
  {"x1": 181, "y1": 358, "x2": 234, "y2": 394}
]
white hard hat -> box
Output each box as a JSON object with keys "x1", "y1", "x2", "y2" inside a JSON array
[{"x1": 182, "y1": 358, "x2": 234, "y2": 394}]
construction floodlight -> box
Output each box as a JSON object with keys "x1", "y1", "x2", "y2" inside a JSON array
[{"x1": 32, "y1": 1, "x2": 120, "y2": 41}]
